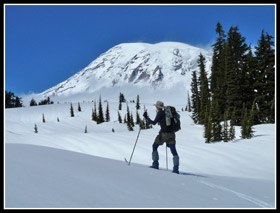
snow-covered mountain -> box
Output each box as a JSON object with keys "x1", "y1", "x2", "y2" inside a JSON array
[{"x1": 29, "y1": 42, "x2": 211, "y2": 104}]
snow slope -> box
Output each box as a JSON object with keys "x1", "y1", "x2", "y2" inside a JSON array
[
  {"x1": 4, "y1": 100, "x2": 276, "y2": 208},
  {"x1": 5, "y1": 143, "x2": 274, "y2": 208}
]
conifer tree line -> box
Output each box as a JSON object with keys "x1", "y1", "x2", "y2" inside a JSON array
[
  {"x1": 30, "y1": 97, "x2": 54, "y2": 106},
  {"x1": 89, "y1": 93, "x2": 151, "y2": 131},
  {"x1": 91, "y1": 95, "x2": 108, "y2": 124},
  {"x1": 5, "y1": 90, "x2": 23, "y2": 108},
  {"x1": 191, "y1": 22, "x2": 275, "y2": 143},
  {"x1": 118, "y1": 93, "x2": 152, "y2": 131}
]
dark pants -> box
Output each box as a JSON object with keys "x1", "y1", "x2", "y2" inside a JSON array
[
  {"x1": 153, "y1": 131, "x2": 178, "y2": 157},
  {"x1": 153, "y1": 143, "x2": 178, "y2": 156},
  {"x1": 152, "y1": 142, "x2": 180, "y2": 173}
]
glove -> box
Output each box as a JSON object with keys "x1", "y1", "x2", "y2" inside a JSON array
[{"x1": 143, "y1": 111, "x2": 148, "y2": 119}]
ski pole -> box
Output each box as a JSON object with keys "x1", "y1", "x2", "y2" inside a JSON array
[
  {"x1": 166, "y1": 143, "x2": 168, "y2": 170},
  {"x1": 128, "y1": 126, "x2": 141, "y2": 166}
]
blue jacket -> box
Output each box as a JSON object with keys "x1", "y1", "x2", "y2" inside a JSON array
[{"x1": 146, "y1": 110, "x2": 167, "y2": 132}]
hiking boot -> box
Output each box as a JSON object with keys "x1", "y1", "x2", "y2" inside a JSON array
[
  {"x1": 152, "y1": 151, "x2": 159, "y2": 169},
  {"x1": 172, "y1": 165, "x2": 179, "y2": 174},
  {"x1": 172, "y1": 155, "x2": 179, "y2": 174},
  {"x1": 152, "y1": 161, "x2": 159, "y2": 169}
]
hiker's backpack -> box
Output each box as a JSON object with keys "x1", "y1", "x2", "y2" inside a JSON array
[{"x1": 164, "y1": 106, "x2": 181, "y2": 133}]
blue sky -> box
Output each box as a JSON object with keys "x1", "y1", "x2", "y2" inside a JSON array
[{"x1": 5, "y1": 4, "x2": 275, "y2": 96}]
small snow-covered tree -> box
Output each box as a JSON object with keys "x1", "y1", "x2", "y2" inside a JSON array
[
  {"x1": 136, "y1": 95, "x2": 140, "y2": 110},
  {"x1": 70, "y1": 103, "x2": 75, "y2": 117},
  {"x1": 97, "y1": 95, "x2": 104, "y2": 124},
  {"x1": 78, "y1": 102, "x2": 82, "y2": 112},
  {"x1": 42, "y1": 113, "x2": 46, "y2": 123},
  {"x1": 92, "y1": 101, "x2": 97, "y2": 121},
  {"x1": 34, "y1": 124, "x2": 38, "y2": 133},
  {"x1": 118, "y1": 111, "x2": 122, "y2": 123},
  {"x1": 105, "y1": 102, "x2": 110, "y2": 122}
]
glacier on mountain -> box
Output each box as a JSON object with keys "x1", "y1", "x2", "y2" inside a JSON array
[
  {"x1": 23, "y1": 42, "x2": 212, "y2": 105},
  {"x1": 43, "y1": 42, "x2": 211, "y2": 93}
]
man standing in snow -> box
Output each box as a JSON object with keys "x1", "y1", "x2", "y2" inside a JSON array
[{"x1": 143, "y1": 101, "x2": 180, "y2": 174}]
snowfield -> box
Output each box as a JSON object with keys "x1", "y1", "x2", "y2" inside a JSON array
[{"x1": 4, "y1": 100, "x2": 276, "y2": 209}]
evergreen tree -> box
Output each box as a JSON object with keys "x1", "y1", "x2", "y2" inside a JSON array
[
  {"x1": 84, "y1": 125, "x2": 88, "y2": 133},
  {"x1": 30, "y1": 98, "x2": 37, "y2": 106},
  {"x1": 105, "y1": 102, "x2": 110, "y2": 122},
  {"x1": 5, "y1": 91, "x2": 15, "y2": 108},
  {"x1": 126, "y1": 105, "x2": 133, "y2": 131},
  {"x1": 97, "y1": 95, "x2": 105, "y2": 124},
  {"x1": 34, "y1": 124, "x2": 38, "y2": 133},
  {"x1": 204, "y1": 106, "x2": 212, "y2": 143},
  {"x1": 42, "y1": 113, "x2": 46, "y2": 123},
  {"x1": 211, "y1": 99, "x2": 222, "y2": 142},
  {"x1": 92, "y1": 101, "x2": 97, "y2": 122},
  {"x1": 119, "y1": 92, "x2": 126, "y2": 111},
  {"x1": 5, "y1": 90, "x2": 23, "y2": 108},
  {"x1": 254, "y1": 30, "x2": 275, "y2": 123},
  {"x1": 187, "y1": 91, "x2": 192, "y2": 112},
  {"x1": 241, "y1": 106, "x2": 248, "y2": 139},
  {"x1": 229, "y1": 108, "x2": 236, "y2": 141},
  {"x1": 191, "y1": 71, "x2": 200, "y2": 124},
  {"x1": 241, "y1": 101, "x2": 256, "y2": 139},
  {"x1": 118, "y1": 111, "x2": 122, "y2": 123},
  {"x1": 78, "y1": 102, "x2": 81, "y2": 112},
  {"x1": 136, "y1": 95, "x2": 140, "y2": 110},
  {"x1": 241, "y1": 45, "x2": 258, "y2": 112},
  {"x1": 130, "y1": 112, "x2": 135, "y2": 127},
  {"x1": 118, "y1": 99, "x2": 122, "y2": 111},
  {"x1": 47, "y1": 97, "x2": 54, "y2": 104},
  {"x1": 225, "y1": 26, "x2": 249, "y2": 124},
  {"x1": 38, "y1": 97, "x2": 53, "y2": 105},
  {"x1": 14, "y1": 97, "x2": 22, "y2": 107},
  {"x1": 136, "y1": 110, "x2": 141, "y2": 125},
  {"x1": 126, "y1": 104, "x2": 131, "y2": 124},
  {"x1": 120, "y1": 93, "x2": 125, "y2": 102},
  {"x1": 210, "y1": 22, "x2": 228, "y2": 117},
  {"x1": 210, "y1": 21, "x2": 226, "y2": 93},
  {"x1": 198, "y1": 53, "x2": 210, "y2": 124},
  {"x1": 139, "y1": 119, "x2": 145, "y2": 130},
  {"x1": 70, "y1": 103, "x2": 75, "y2": 117}
]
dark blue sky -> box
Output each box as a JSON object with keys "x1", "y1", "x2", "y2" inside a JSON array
[{"x1": 5, "y1": 4, "x2": 275, "y2": 95}]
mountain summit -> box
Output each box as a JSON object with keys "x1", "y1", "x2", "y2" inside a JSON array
[{"x1": 36, "y1": 42, "x2": 212, "y2": 103}]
